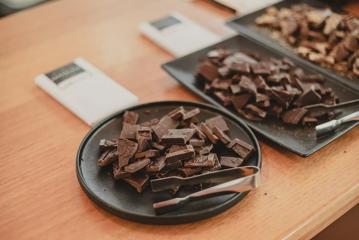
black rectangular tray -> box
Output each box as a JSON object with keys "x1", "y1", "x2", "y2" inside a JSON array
[
  {"x1": 226, "y1": 0, "x2": 359, "y2": 92},
  {"x1": 162, "y1": 34, "x2": 359, "y2": 157}
]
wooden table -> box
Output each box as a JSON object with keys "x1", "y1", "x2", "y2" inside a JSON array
[{"x1": 0, "y1": 0, "x2": 358, "y2": 239}]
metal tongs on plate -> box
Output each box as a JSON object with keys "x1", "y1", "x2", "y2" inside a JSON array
[{"x1": 151, "y1": 166, "x2": 260, "y2": 214}]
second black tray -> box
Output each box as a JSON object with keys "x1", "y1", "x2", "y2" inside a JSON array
[{"x1": 162, "y1": 34, "x2": 359, "y2": 157}]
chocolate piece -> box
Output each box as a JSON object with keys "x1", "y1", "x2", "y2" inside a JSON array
[
  {"x1": 146, "y1": 156, "x2": 166, "y2": 173},
  {"x1": 190, "y1": 123, "x2": 207, "y2": 140},
  {"x1": 123, "y1": 111, "x2": 139, "y2": 124},
  {"x1": 99, "y1": 139, "x2": 117, "y2": 152},
  {"x1": 179, "y1": 167, "x2": 202, "y2": 177},
  {"x1": 151, "y1": 142, "x2": 165, "y2": 151},
  {"x1": 251, "y1": 63, "x2": 271, "y2": 75},
  {"x1": 135, "y1": 149, "x2": 159, "y2": 159},
  {"x1": 165, "y1": 145, "x2": 195, "y2": 163},
  {"x1": 152, "y1": 115, "x2": 179, "y2": 140},
  {"x1": 183, "y1": 108, "x2": 200, "y2": 120},
  {"x1": 230, "y1": 84, "x2": 241, "y2": 94},
  {"x1": 245, "y1": 104, "x2": 267, "y2": 118},
  {"x1": 197, "y1": 61, "x2": 219, "y2": 82},
  {"x1": 189, "y1": 138, "x2": 205, "y2": 147},
  {"x1": 120, "y1": 123, "x2": 139, "y2": 140},
  {"x1": 220, "y1": 156, "x2": 244, "y2": 168},
  {"x1": 124, "y1": 158, "x2": 151, "y2": 173},
  {"x1": 229, "y1": 62, "x2": 251, "y2": 73},
  {"x1": 239, "y1": 76, "x2": 257, "y2": 95},
  {"x1": 205, "y1": 115, "x2": 229, "y2": 132},
  {"x1": 165, "y1": 161, "x2": 183, "y2": 171},
  {"x1": 123, "y1": 174, "x2": 149, "y2": 193},
  {"x1": 214, "y1": 91, "x2": 232, "y2": 106},
  {"x1": 161, "y1": 128, "x2": 195, "y2": 145},
  {"x1": 184, "y1": 153, "x2": 217, "y2": 168},
  {"x1": 117, "y1": 138, "x2": 138, "y2": 168},
  {"x1": 282, "y1": 108, "x2": 308, "y2": 125},
  {"x1": 168, "y1": 106, "x2": 185, "y2": 120},
  {"x1": 212, "y1": 126, "x2": 231, "y2": 145},
  {"x1": 97, "y1": 149, "x2": 118, "y2": 167},
  {"x1": 228, "y1": 138, "x2": 254, "y2": 160},
  {"x1": 113, "y1": 161, "x2": 131, "y2": 179},
  {"x1": 294, "y1": 89, "x2": 322, "y2": 107},
  {"x1": 168, "y1": 144, "x2": 187, "y2": 153},
  {"x1": 198, "y1": 144, "x2": 213, "y2": 155},
  {"x1": 199, "y1": 123, "x2": 218, "y2": 144},
  {"x1": 232, "y1": 94, "x2": 251, "y2": 111}
]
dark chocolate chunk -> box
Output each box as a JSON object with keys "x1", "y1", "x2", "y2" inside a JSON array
[
  {"x1": 179, "y1": 167, "x2": 202, "y2": 177},
  {"x1": 245, "y1": 104, "x2": 267, "y2": 118},
  {"x1": 189, "y1": 138, "x2": 205, "y2": 147},
  {"x1": 220, "y1": 156, "x2": 244, "y2": 168},
  {"x1": 282, "y1": 108, "x2": 308, "y2": 125},
  {"x1": 152, "y1": 115, "x2": 179, "y2": 140},
  {"x1": 183, "y1": 108, "x2": 200, "y2": 120},
  {"x1": 213, "y1": 91, "x2": 232, "y2": 106},
  {"x1": 135, "y1": 149, "x2": 159, "y2": 159},
  {"x1": 199, "y1": 122, "x2": 218, "y2": 144},
  {"x1": 123, "y1": 111, "x2": 139, "y2": 124},
  {"x1": 184, "y1": 153, "x2": 217, "y2": 168},
  {"x1": 113, "y1": 161, "x2": 131, "y2": 179},
  {"x1": 165, "y1": 161, "x2": 183, "y2": 171},
  {"x1": 151, "y1": 142, "x2": 165, "y2": 151},
  {"x1": 161, "y1": 128, "x2": 196, "y2": 145},
  {"x1": 212, "y1": 126, "x2": 231, "y2": 145},
  {"x1": 232, "y1": 94, "x2": 251, "y2": 111},
  {"x1": 230, "y1": 84, "x2": 241, "y2": 94},
  {"x1": 165, "y1": 145, "x2": 195, "y2": 164},
  {"x1": 146, "y1": 156, "x2": 166, "y2": 173},
  {"x1": 229, "y1": 62, "x2": 251, "y2": 74},
  {"x1": 120, "y1": 123, "x2": 139, "y2": 140},
  {"x1": 117, "y1": 138, "x2": 138, "y2": 168},
  {"x1": 198, "y1": 144, "x2": 213, "y2": 155},
  {"x1": 123, "y1": 174, "x2": 149, "y2": 193},
  {"x1": 124, "y1": 158, "x2": 151, "y2": 173},
  {"x1": 99, "y1": 139, "x2": 117, "y2": 152},
  {"x1": 251, "y1": 63, "x2": 271, "y2": 75},
  {"x1": 190, "y1": 123, "x2": 207, "y2": 140},
  {"x1": 168, "y1": 106, "x2": 185, "y2": 120},
  {"x1": 239, "y1": 76, "x2": 257, "y2": 95},
  {"x1": 197, "y1": 61, "x2": 219, "y2": 82},
  {"x1": 205, "y1": 115, "x2": 229, "y2": 132},
  {"x1": 294, "y1": 89, "x2": 322, "y2": 107},
  {"x1": 227, "y1": 138, "x2": 254, "y2": 160},
  {"x1": 97, "y1": 149, "x2": 118, "y2": 167}
]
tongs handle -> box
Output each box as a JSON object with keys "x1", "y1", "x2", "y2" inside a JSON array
[
  {"x1": 305, "y1": 99, "x2": 359, "y2": 112},
  {"x1": 316, "y1": 111, "x2": 359, "y2": 136},
  {"x1": 153, "y1": 166, "x2": 260, "y2": 214}
]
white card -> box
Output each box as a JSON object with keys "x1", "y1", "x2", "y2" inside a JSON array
[
  {"x1": 213, "y1": 0, "x2": 280, "y2": 15},
  {"x1": 35, "y1": 58, "x2": 138, "y2": 126},
  {"x1": 139, "y1": 12, "x2": 221, "y2": 57}
]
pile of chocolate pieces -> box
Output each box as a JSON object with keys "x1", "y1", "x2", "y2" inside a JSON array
[
  {"x1": 197, "y1": 48, "x2": 340, "y2": 126},
  {"x1": 97, "y1": 107, "x2": 255, "y2": 193},
  {"x1": 255, "y1": 4, "x2": 359, "y2": 79}
]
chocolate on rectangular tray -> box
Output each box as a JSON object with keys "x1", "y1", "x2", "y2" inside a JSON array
[
  {"x1": 255, "y1": 3, "x2": 359, "y2": 80},
  {"x1": 97, "y1": 106, "x2": 255, "y2": 193},
  {"x1": 196, "y1": 47, "x2": 341, "y2": 126}
]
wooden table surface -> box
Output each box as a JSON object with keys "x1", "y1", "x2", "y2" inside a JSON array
[{"x1": 0, "y1": 0, "x2": 358, "y2": 239}]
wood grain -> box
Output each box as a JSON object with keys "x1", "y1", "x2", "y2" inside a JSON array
[{"x1": 0, "y1": 1, "x2": 358, "y2": 240}]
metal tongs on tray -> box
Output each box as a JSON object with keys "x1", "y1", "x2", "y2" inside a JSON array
[
  {"x1": 304, "y1": 99, "x2": 359, "y2": 136},
  {"x1": 151, "y1": 166, "x2": 260, "y2": 214}
]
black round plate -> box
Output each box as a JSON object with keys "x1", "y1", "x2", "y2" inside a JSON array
[{"x1": 76, "y1": 101, "x2": 261, "y2": 224}]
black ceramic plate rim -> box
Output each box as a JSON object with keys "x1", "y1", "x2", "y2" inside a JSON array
[
  {"x1": 76, "y1": 100, "x2": 261, "y2": 224},
  {"x1": 161, "y1": 35, "x2": 359, "y2": 157},
  {"x1": 225, "y1": 0, "x2": 359, "y2": 92}
]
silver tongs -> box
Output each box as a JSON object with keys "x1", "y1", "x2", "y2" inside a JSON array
[
  {"x1": 316, "y1": 111, "x2": 359, "y2": 136},
  {"x1": 152, "y1": 166, "x2": 260, "y2": 214},
  {"x1": 305, "y1": 99, "x2": 359, "y2": 112}
]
